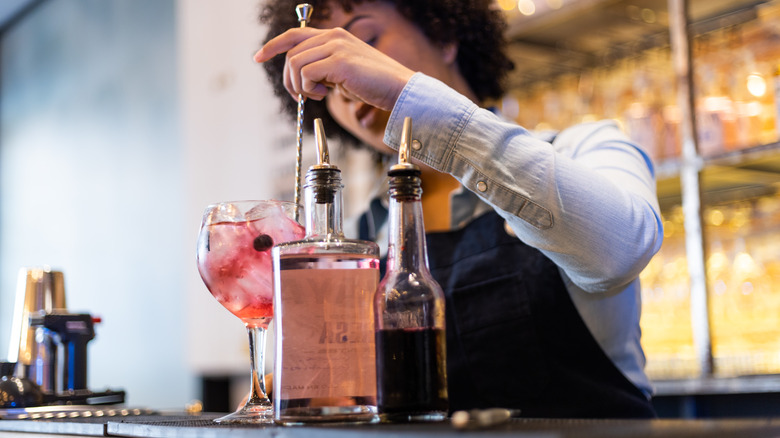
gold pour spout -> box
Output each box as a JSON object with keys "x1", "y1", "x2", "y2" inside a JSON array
[
  {"x1": 390, "y1": 117, "x2": 419, "y2": 172},
  {"x1": 312, "y1": 118, "x2": 337, "y2": 170}
]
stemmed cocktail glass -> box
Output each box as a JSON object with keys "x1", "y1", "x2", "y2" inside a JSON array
[{"x1": 196, "y1": 200, "x2": 304, "y2": 424}]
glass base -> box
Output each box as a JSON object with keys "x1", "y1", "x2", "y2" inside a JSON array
[
  {"x1": 213, "y1": 401, "x2": 273, "y2": 424},
  {"x1": 274, "y1": 405, "x2": 379, "y2": 425}
]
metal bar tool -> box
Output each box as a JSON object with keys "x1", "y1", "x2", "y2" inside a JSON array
[{"x1": 294, "y1": 3, "x2": 313, "y2": 220}]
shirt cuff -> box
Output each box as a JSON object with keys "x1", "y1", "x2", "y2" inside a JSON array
[{"x1": 383, "y1": 72, "x2": 478, "y2": 172}]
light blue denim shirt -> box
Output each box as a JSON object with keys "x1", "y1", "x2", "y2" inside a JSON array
[{"x1": 382, "y1": 73, "x2": 664, "y2": 397}]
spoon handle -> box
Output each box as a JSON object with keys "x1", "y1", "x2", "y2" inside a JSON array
[{"x1": 293, "y1": 4, "x2": 313, "y2": 219}]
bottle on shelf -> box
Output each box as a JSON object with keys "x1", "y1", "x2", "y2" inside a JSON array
[
  {"x1": 774, "y1": 63, "x2": 780, "y2": 139},
  {"x1": 272, "y1": 119, "x2": 380, "y2": 425},
  {"x1": 374, "y1": 117, "x2": 448, "y2": 422}
]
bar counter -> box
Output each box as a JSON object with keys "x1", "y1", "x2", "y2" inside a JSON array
[{"x1": 3, "y1": 411, "x2": 780, "y2": 438}]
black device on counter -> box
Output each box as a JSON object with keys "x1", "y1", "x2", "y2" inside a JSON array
[
  {"x1": 0, "y1": 311, "x2": 125, "y2": 409},
  {"x1": 29, "y1": 312, "x2": 96, "y2": 392}
]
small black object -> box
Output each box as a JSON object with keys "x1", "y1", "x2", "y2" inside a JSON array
[
  {"x1": 55, "y1": 388, "x2": 126, "y2": 405},
  {"x1": 29, "y1": 313, "x2": 95, "y2": 391},
  {"x1": 253, "y1": 234, "x2": 274, "y2": 252}
]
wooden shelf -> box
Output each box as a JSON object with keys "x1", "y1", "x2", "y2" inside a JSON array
[{"x1": 503, "y1": 0, "x2": 769, "y2": 88}]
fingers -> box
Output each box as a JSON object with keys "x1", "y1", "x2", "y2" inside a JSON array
[
  {"x1": 287, "y1": 44, "x2": 342, "y2": 100},
  {"x1": 281, "y1": 56, "x2": 330, "y2": 101},
  {"x1": 253, "y1": 28, "x2": 316, "y2": 63},
  {"x1": 254, "y1": 27, "x2": 410, "y2": 110},
  {"x1": 256, "y1": 28, "x2": 338, "y2": 101}
]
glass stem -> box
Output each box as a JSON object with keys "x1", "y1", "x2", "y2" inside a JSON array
[{"x1": 246, "y1": 325, "x2": 269, "y2": 404}]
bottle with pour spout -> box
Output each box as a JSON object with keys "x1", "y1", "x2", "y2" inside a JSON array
[
  {"x1": 272, "y1": 118, "x2": 380, "y2": 425},
  {"x1": 374, "y1": 117, "x2": 448, "y2": 422}
]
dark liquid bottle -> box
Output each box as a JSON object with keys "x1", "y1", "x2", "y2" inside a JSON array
[{"x1": 374, "y1": 117, "x2": 448, "y2": 422}]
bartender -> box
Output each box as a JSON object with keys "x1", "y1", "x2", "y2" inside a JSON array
[{"x1": 254, "y1": 0, "x2": 662, "y2": 418}]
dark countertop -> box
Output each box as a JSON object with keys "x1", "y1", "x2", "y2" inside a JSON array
[{"x1": 3, "y1": 411, "x2": 780, "y2": 438}]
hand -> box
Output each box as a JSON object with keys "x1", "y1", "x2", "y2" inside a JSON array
[{"x1": 254, "y1": 27, "x2": 414, "y2": 111}]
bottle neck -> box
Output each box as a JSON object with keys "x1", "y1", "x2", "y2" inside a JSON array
[
  {"x1": 304, "y1": 168, "x2": 345, "y2": 239},
  {"x1": 386, "y1": 176, "x2": 429, "y2": 273}
]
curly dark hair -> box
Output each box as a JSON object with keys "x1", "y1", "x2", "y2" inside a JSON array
[{"x1": 259, "y1": 0, "x2": 514, "y2": 150}]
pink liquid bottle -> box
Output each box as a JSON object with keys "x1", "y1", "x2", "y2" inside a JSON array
[
  {"x1": 374, "y1": 117, "x2": 448, "y2": 422},
  {"x1": 272, "y1": 118, "x2": 380, "y2": 425}
]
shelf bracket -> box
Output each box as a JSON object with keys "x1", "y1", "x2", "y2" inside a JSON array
[{"x1": 669, "y1": 0, "x2": 714, "y2": 377}]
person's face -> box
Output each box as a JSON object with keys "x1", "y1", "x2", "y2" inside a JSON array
[{"x1": 319, "y1": 1, "x2": 457, "y2": 155}]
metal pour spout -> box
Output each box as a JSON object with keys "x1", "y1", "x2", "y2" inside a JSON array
[
  {"x1": 305, "y1": 119, "x2": 340, "y2": 206},
  {"x1": 390, "y1": 117, "x2": 419, "y2": 172},
  {"x1": 312, "y1": 118, "x2": 337, "y2": 170}
]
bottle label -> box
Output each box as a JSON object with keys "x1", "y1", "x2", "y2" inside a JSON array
[{"x1": 276, "y1": 266, "x2": 378, "y2": 400}]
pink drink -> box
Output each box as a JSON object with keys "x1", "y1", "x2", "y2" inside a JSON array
[{"x1": 197, "y1": 204, "x2": 304, "y2": 327}]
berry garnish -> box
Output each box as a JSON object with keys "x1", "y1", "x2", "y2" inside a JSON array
[{"x1": 253, "y1": 234, "x2": 274, "y2": 252}]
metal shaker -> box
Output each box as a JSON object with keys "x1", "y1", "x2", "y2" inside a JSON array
[{"x1": 7, "y1": 266, "x2": 67, "y2": 392}]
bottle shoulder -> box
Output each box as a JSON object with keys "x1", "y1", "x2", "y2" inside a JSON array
[
  {"x1": 377, "y1": 270, "x2": 444, "y2": 296},
  {"x1": 274, "y1": 237, "x2": 379, "y2": 257}
]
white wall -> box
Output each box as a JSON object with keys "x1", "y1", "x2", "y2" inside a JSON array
[{"x1": 0, "y1": 0, "x2": 190, "y2": 409}]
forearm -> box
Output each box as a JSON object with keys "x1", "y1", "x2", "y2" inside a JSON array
[{"x1": 384, "y1": 73, "x2": 663, "y2": 293}]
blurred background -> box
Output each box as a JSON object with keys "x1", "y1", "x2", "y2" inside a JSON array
[
  {"x1": 0, "y1": 0, "x2": 375, "y2": 411},
  {"x1": 2, "y1": 0, "x2": 780, "y2": 417}
]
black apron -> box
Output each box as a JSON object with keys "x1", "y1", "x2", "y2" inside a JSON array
[{"x1": 362, "y1": 208, "x2": 656, "y2": 418}]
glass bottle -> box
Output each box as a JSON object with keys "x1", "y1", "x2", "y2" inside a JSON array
[
  {"x1": 374, "y1": 117, "x2": 448, "y2": 422},
  {"x1": 272, "y1": 118, "x2": 380, "y2": 425},
  {"x1": 774, "y1": 63, "x2": 780, "y2": 140}
]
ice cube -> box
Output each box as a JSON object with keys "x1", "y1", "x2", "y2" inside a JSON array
[
  {"x1": 207, "y1": 202, "x2": 244, "y2": 224},
  {"x1": 275, "y1": 214, "x2": 306, "y2": 242},
  {"x1": 246, "y1": 202, "x2": 304, "y2": 248},
  {"x1": 245, "y1": 202, "x2": 282, "y2": 223},
  {"x1": 225, "y1": 288, "x2": 251, "y2": 316},
  {"x1": 206, "y1": 221, "x2": 253, "y2": 262},
  {"x1": 241, "y1": 253, "x2": 274, "y2": 296}
]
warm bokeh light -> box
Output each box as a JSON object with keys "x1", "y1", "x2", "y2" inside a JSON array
[
  {"x1": 497, "y1": 0, "x2": 517, "y2": 11},
  {"x1": 641, "y1": 8, "x2": 656, "y2": 23},
  {"x1": 708, "y1": 209, "x2": 725, "y2": 226},
  {"x1": 518, "y1": 0, "x2": 536, "y2": 15},
  {"x1": 747, "y1": 73, "x2": 767, "y2": 97}
]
